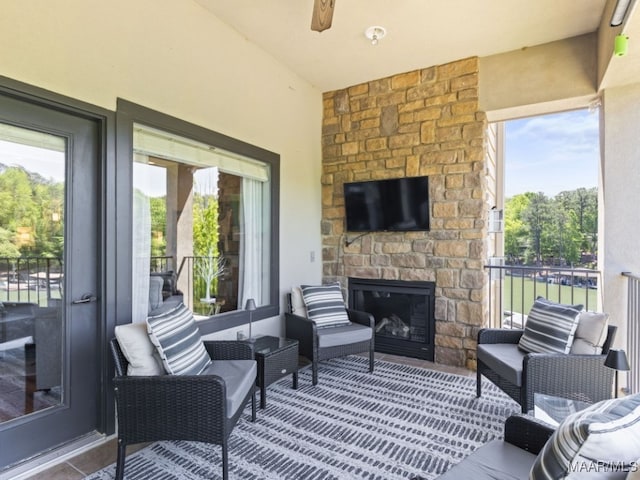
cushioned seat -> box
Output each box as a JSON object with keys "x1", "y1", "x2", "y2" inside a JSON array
[
  {"x1": 317, "y1": 323, "x2": 372, "y2": 348},
  {"x1": 477, "y1": 343, "x2": 526, "y2": 387},
  {"x1": 203, "y1": 360, "x2": 257, "y2": 417},
  {"x1": 437, "y1": 438, "x2": 537, "y2": 480}
]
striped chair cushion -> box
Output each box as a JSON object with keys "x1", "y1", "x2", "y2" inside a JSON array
[
  {"x1": 300, "y1": 283, "x2": 351, "y2": 328},
  {"x1": 518, "y1": 297, "x2": 583, "y2": 354},
  {"x1": 530, "y1": 393, "x2": 640, "y2": 479},
  {"x1": 146, "y1": 303, "x2": 211, "y2": 375}
]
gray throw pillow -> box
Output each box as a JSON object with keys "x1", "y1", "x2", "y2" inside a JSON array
[
  {"x1": 147, "y1": 303, "x2": 211, "y2": 375},
  {"x1": 300, "y1": 283, "x2": 351, "y2": 328},
  {"x1": 530, "y1": 394, "x2": 640, "y2": 479},
  {"x1": 518, "y1": 297, "x2": 583, "y2": 354}
]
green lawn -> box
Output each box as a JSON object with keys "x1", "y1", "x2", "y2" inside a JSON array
[
  {"x1": 502, "y1": 277, "x2": 599, "y2": 314},
  {"x1": 0, "y1": 289, "x2": 54, "y2": 306}
]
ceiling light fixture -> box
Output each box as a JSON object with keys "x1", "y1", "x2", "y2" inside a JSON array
[
  {"x1": 364, "y1": 26, "x2": 386, "y2": 46},
  {"x1": 611, "y1": 0, "x2": 632, "y2": 26}
]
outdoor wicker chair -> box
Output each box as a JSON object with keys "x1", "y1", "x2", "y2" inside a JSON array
[
  {"x1": 476, "y1": 325, "x2": 617, "y2": 412},
  {"x1": 436, "y1": 414, "x2": 555, "y2": 479},
  {"x1": 110, "y1": 338, "x2": 256, "y2": 480},
  {"x1": 285, "y1": 290, "x2": 374, "y2": 386}
]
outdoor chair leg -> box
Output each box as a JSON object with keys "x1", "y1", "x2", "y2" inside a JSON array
[
  {"x1": 312, "y1": 362, "x2": 318, "y2": 386},
  {"x1": 115, "y1": 441, "x2": 126, "y2": 480},
  {"x1": 369, "y1": 348, "x2": 374, "y2": 373},
  {"x1": 251, "y1": 391, "x2": 256, "y2": 421},
  {"x1": 222, "y1": 442, "x2": 229, "y2": 480},
  {"x1": 476, "y1": 368, "x2": 482, "y2": 398}
]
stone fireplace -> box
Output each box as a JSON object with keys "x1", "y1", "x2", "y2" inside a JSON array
[
  {"x1": 321, "y1": 57, "x2": 488, "y2": 369},
  {"x1": 348, "y1": 278, "x2": 435, "y2": 360}
]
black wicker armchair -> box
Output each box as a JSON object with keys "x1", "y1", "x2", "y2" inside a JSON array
[
  {"x1": 436, "y1": 414, "x2": 555, "y2": 479},
  {"x1": 285, "y1": 293, "x2": 374, "y2": 386},
  {"x1": 476, "y1": 325, "x2": 617, "y2": 413},
  {"x1": 110, "y1": 338, "x2": 257, "y2": 480}
]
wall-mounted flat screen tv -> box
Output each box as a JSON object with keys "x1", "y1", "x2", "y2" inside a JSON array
[{"x1": 343, "y1": 176, "x2": 430, "y2": 232}]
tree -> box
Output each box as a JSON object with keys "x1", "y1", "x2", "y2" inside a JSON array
[
  {"x1": 0, "y1": 227, "x2": 20, "y2": 257},
  {"x1": 504, "y1": 187, "x2": 599, "y2": 267},
  {"x1": 557, "y1": 187, "x2": 598, "y2": 255},
  {"x1": 546, "y1": 206, "x2": 581, "y2": 265},
  {"x1": 522, "y1": 192, "x2": 553, "y2": 265},
  {"x1": 0, "y1": 165, "x2": 65, "y2": 259},
  {"x1": 195, "y1": 252, "x2": 226, "y2": 301},
  {"x1": 504, "y1": 193, "x2": 532, "y2": 263},
  {"x1": 193, "y1": 190, "x2": 221, "y2": 299},
  {"x1": 149, "y1": 197, "x2": 167, "y2": 259}
]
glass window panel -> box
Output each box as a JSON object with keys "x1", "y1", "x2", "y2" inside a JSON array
[
  {"x1": 0, "y1": 124, "x2": 65, "y2": 423},
  {"x1": 132, "y1": 124, "x2": 271, "y2": 320}
]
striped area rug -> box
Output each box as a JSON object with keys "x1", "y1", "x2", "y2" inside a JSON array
[{"x1": 87, "y1": 356, "x2": 519, "y2": 480}]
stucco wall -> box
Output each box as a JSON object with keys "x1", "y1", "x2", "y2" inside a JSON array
[
  {"x1": 0, "y1": 0, "x2": 323, "y2": 338},
  {"x1": 479, "y1": 34, "x2": 598, "y2": 121},
  {"x1": 600, "y1": 84, "x2": 640, "y2": 351}
]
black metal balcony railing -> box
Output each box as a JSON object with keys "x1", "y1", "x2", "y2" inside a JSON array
[
  {"x1": 0, "y1": 257, "x2": 63, "y2": 307},
  {"x1": 150, "y1": 256, "x2": 173, "y2": 273},
  {"x1": 484, "y1": 264, "x2": 601, "y2": 329}
]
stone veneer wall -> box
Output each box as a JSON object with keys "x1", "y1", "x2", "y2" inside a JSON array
[{"x1": 321, "y1": 57, "x2": 488, "y2": 369}]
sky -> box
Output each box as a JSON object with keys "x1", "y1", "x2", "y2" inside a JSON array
[
  {"x1": 0, "y1": 139, "x2": 64, "y2": 181},
  {"x1": 133, "y1": 162, "x2": 219, "y2": 198},
  {"x1": 0, "y1": 138, "x2": 214, "y2": 199},
  {"x1": 504, "y1": 108, "x2": 599, "y2": 198}
]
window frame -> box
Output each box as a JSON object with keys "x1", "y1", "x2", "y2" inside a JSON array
[{"x1": 116, "y1": 100, "x2": 279, "y2": 334}]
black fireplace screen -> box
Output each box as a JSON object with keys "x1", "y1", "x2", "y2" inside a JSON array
[
  {"x1": 355, "y1": 290, "x2": 427, "y2": 343},
  {"x1": 349, "y1": 278, "x2": 435, "y2": 360}
]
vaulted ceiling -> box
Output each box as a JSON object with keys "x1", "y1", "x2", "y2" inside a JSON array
[{"x1": 193, "y1": 0, "x2": 639, "y2": 92}]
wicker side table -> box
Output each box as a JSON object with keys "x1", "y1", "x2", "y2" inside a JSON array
[{"x1": 253, "y1": 335, "x2": 299, "y2": 409}]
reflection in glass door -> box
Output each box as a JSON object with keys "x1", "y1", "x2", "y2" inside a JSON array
[
  {"x1": 0, "y1": 94, "x2": 100, "y2": 470},
  {"x1": 0, "y1": 125, "x2": 65, "y2": 423}
]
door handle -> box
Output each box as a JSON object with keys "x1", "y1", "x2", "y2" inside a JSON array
[{"x1": 72, "y1": 293, "x2": 98, "y2": 304}]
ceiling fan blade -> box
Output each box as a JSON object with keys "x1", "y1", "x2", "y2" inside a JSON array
[{"x1": 311, "y1": 0, "x2": 335, "y2": 32}]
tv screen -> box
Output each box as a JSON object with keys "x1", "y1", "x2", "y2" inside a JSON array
[{"x1": 343, "y1": 176, "x2": 430, "y2": 232}]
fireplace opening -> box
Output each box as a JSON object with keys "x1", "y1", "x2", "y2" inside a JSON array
[{"x1": 348, "y1": 278, "x2": 435, "y2": 360}]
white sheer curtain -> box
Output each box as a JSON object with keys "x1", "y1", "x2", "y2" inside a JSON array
[
  {"x1": 132, "y1": 163, "x2": 152, "y2": 324},
  {"x1": 238, "y1": 177, "x2": 266, "y2": 308}
]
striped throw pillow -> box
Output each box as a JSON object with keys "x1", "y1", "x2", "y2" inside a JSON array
[
  {"x1": 300, "y1": 283, "x2": 351, "y2": 328},
  {"x1": 530, "y1": 393, "x2": 640, "y2": 479},
  {"x1": 518, "y1": 297, "x2": 583, "y2": 354},
  {"x1": 146, "y1": 303, "x2": 211, "y2": 375}
]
